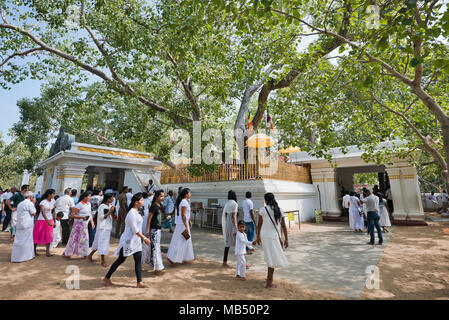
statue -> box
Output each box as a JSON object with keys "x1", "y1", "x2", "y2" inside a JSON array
[{"x1": 49, "y1": 127, "x2": 76, "y2": 157}]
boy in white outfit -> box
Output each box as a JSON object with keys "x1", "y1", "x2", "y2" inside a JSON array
[
  {"x1": 235, "y1": 221, "x2": 256, "y2": 281},
  {"x1": 51, "y1": 212, "x2": 64, "y2": 250}
]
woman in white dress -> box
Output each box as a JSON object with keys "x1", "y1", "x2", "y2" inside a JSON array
[
  {"x1": 349, "y1": 191, "x2": 364, "y2": 232},
  {"x1": 104, "y1": 193, "x2": 151, "y2": 288},
  {"x1": 221, "y1": 190, "x2": 238, "y2": 268},
  {"x1": 141, "y1": 192, "x2": 152, "y2": 235},
  {"x1": 88, "y1": 193, "x2": 116, "y2": 267},
  {"x1": 167, "y1": 188, "x2": 194, "y2": 265},
  {"x1": 255, "y1": 193, "x2": 288, "y2": 288},
  {"x1": 377, "y1": 193, "x2": 391, "y2": 232},
  {"x1": 11, "y1": 191, "x2": 36, "y2": 263}
]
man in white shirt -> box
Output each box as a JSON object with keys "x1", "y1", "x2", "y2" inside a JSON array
[
  {"x1": 126, "y1": 188, "x2": 134, "y2": 208},
  {"x1": 360, "y1": 188, "x2": 383, "y2": 245},
  {"x1": 147, "y1": 180, "x2": 156, "y2": 196},
  {"x1": 342, "y1": 191, "x2": 351, "y2": 217},
  {"x1": 242, "y1": 192, "x2": 256, "y2": 253},
  {"x1": 54, "y1": 188, "x2": 75, "y2": 244}
]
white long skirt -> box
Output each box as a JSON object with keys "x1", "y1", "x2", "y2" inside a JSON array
[
  {"x1": 11, "y1": 227, "x2": 35, "y2": 263},
  {"x1": 260, "y1": 236, "x2": 288, "y2": 269},
  {"x1": 349, "y1": 207, "x2": 357, "y2": 230},
  {"x1": 91, "y1": 228, "x2": 111, "y2": 255},
  {"x1": 166, "y1": 223, "x2": 194, "y2": 263},
  {"x1": 353, "y1": 210, "x2": 365, "y2": 230},
  {"x1": 379, "y1": 207, "x2": 391, "y2": 227}
]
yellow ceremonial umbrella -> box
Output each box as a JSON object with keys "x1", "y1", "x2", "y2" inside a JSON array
[
  {"x1": 279, "y1": 146, "x2": 301, "y2": 154},
  {"x1": 246, "y1": 133, "x2": 274, "y2": 148}
]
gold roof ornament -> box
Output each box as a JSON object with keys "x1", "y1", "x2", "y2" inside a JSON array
[
  {"x1": 246, "y1": 133, "x2": 275, "y2": 148},
  {"x1": 279, "y1": 146, "x2": 301, "y2": 154}
]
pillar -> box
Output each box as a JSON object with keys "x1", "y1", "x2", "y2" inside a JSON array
[
  {"x1": 385, "y1": 163, "x2": 424, "y2": 221},
  {"x1": 311, "y1": 167, "x2": 341, "y2": 217},
  {"x1": 56, "y1": 163, "x2": 87, "y2": 196}
]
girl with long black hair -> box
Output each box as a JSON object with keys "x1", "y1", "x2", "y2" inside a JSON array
[
  {"x1": 142, "y1": 189, "x2": 166, "y2": 275},
  {"x1": 33, "y1": 189, "x2": 56, "y2": 257},
  {"x1": 63, "y1": 190, "x2": 94, "y2": 259},
  {"x1": 255, "y1": 192, "x2": 289, "y2": 288},
  {"x1": 221, "y1": 190, "x2": 238, "y2": 268},
  {"x1": 88, "y1": 193, "x2": 116, "y2": 267},
  {"x1": 104, "y1": 193, "x2": 150, "y2": 288},
  {"x1": 166, "y1": 188, "x2": 194, "y2": 265}
]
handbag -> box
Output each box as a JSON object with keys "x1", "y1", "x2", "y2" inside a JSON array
[
  {"x1": 182, "y1": 229, "x2": 190, "y2": 240},
  {"x1": 264, "y1": 206, "x2": 283, "y2": 248}
]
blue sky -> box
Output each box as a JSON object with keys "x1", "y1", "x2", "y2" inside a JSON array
[{"x1": 1, "y1": 79, "x2": 44, "y2": 144}]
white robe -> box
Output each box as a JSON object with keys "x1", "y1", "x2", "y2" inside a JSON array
[
  {"x1": 349, "y1": 196, "x2": 364, "y2": 230},
  {"x1": 11, "y1": 199, "x2": 36, "y2": 263}
]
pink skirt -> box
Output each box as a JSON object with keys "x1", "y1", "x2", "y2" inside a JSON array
[{"x1": 33, "y1": 220, "x2": 54, "y2": 245}]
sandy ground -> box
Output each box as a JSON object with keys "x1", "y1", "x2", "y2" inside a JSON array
[
  {"x1": 360, "y1": 221, "x2": 449, "y2": 300},
  {"x1": 1, "y1": 220, "x2": 449, "y2": 300},
  {"x1": 0, "y1": 225, "x2": 344, "y2": 300}
]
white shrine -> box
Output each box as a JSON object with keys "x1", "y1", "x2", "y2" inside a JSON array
[
  {"x1": 36, "y1": 129, "x2": 162, "y2": 195},
  {"x1": 289, "y1": 141, "x2": 425, "y2": 223}
]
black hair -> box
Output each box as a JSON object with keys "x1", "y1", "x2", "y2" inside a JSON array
[
  {"x1": 264, "y1": 192, "x2": 281, "y2": 224},
  {"x1": 175, "y1": 188, "x2": 191, "y2": 216},
  {"x1": 21, "y1": 184, "x2": 29, "y2": 191},
  {"x1": 151, "y1": 189, "x2": 165, "y2": 206},
  {"x1": 245, "y1": 191, "x2": 252, "y2": 199},
  {"x1": 102, "y1": 193, "x2": 114, "y2": 204},
  {"x1": 168, "y1": 190, "x2": 173, "y2": 196},
  {"x1": 71, "y1": 189, "x2": 77, "y2": 197},
  {"x1": 142, "y1": 192, "x2": 149, "y2": 199},
  {"x1": 128, "y1": 192, "x2": 143, "y2": 213},
  {"x1": 228, "y1": 190, "x2": 237, "y2": 202},
  {"x1": 349, "y1": 191, "x2": 355, "y2": 196},
  {"x1": 36, "y1": 189, "x2": 56, "y2": 214},
  {"x1": 56, "y1": 212, "x2": 64, "y2": 219},
  {"x1": 79, "y1": 190, "x2": 93, "y2": 203},
  {"x1": 238, "y1": 220, "x2": 246, "y2": 227},
  {"x1": 93, "y1": 188, "x2": 101, "y2": 196},
  {"x1": 122, "y1": 186, "x2": 128, "y2": 192},
  {"x1": 129, "y1": 188, "x2": 133, "y2": 193}
]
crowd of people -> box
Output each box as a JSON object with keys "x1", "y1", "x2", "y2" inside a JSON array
[
  {"x1": 342, "y1": 185, "x2": 392, "y2": 245},
  {"x1": 0, "y1": 180, "x2": 290, "y2": 289}
]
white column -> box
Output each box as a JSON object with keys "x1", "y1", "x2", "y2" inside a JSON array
[
  {"x1": 323, "y1": 168, "x2": 341, "y2": 217},
  {"x1": 56, "y1": 163, "x2": 87, "y2": 196},
  {"x1": 385, "y1": 166, "x2": 406, "y2": 220},
  {"x1": 400, "y1": 165, "x2": 424, "y2": 221},
  {"x1": 311, "y1": 169, "x2": 326, "y2": 212}
]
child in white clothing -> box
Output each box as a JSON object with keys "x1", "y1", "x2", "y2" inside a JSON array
[
  {"x1": 51, "y1": 212, "x2": 64, "y2": 250},
  {"x1": 235, "y1": 221, "x2": 256, "y2": 281}
]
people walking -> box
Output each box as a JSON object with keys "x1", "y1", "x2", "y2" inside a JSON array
[
  {"x1": 33, "y1": 189, "x2": 56, "y2": 257},
  {"x1": 54, "y1": 188, "x2": 75, "y2": 244},
  {"x1": 63, "y1": 191, "x2": 94, "y2": 259},
  {"x1": 255, "y1": 193, "x2": 288, "y2": 288},
  {"x1": 242, "y1": 191, "x2": 256, "y2": 254},
  {"x1": 104, "y1": 193, "x2": 151, "y2": 288},
  {"x1": 166, "y1": 188, "x2": 194, "y2": 265},
  {"x1": 360, "y1": 188, "x2": 383, "y2": 245},
  {"x1": 88, "y1": 193, "x2": 116, "y2": 267},
  {"x1": 142, "y1": 189, "x2": 166, "y2": 275},
  {"x1": 221, "y1": 190, "x2": 238, "y2": 268},
  {"x1": 11, "y1": 191, "x2": 36, "y2": 263}
]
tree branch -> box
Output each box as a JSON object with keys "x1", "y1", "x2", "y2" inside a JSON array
[
  {"x1": 370, "y1": 92, "x2": 447, "y2": 171},
  {"x1": 0, "y1": 47, "x2": 44, "y2": 70}
]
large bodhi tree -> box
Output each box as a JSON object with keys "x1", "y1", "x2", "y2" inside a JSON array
[
  {"x1": 214, "y1": 0, "x2": 449, "y2": 189},
  {"x1": 0, "y1": 0, "x2": 303, "y2": 169}
]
